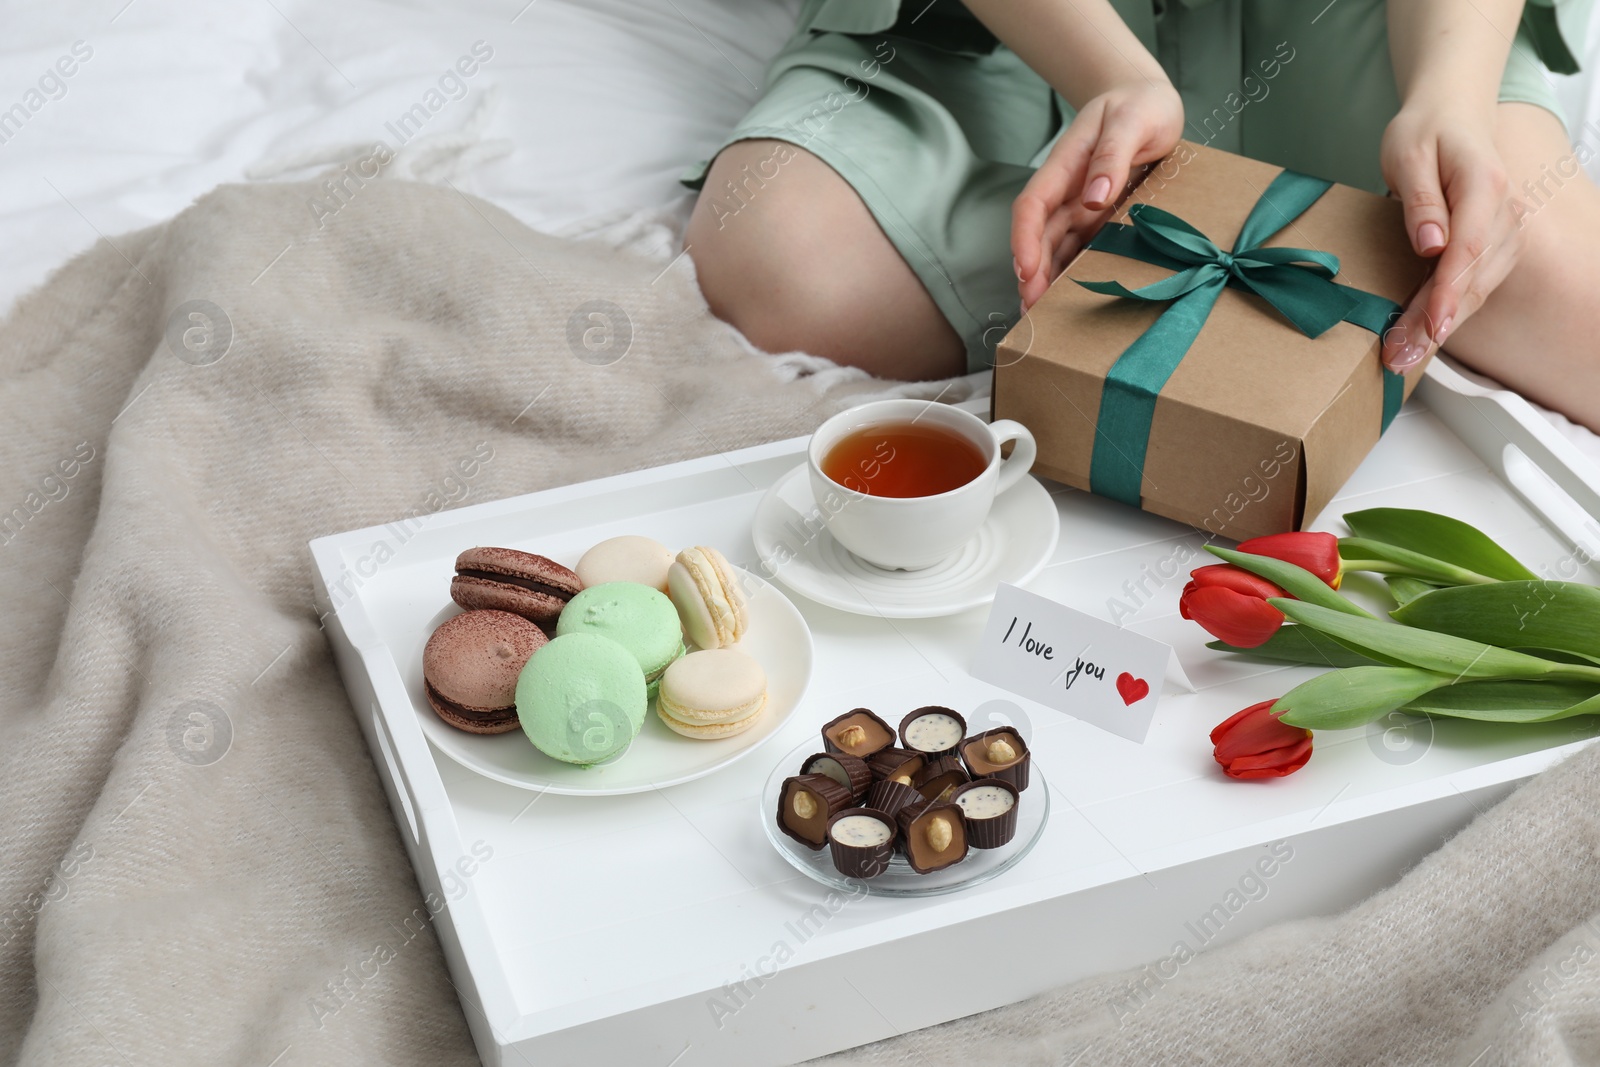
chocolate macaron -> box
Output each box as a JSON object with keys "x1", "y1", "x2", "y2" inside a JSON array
[
  {"x1": 422, "y1": 609, "x2": 547, "y2": 734},
  {"x1": 451, "y1": 547, "x2": 582, "y2": 624}
]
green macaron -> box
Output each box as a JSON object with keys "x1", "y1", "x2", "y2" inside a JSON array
[
  {"x1": 555, "y1": 581, "x2": 685, "y2": 699},
  {"x1": 517, "y1": 632, "x2": 647, "y2": 765}
]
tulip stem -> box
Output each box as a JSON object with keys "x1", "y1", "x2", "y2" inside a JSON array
[
  {"x1": 1550, "y1": 662, "x2": 1600, "y2": 684},
  {"x1": 1339, "y1": 559, "x2": 1496, "y2": 584},
  {"x1": 1337, "y1": 559, "x2": 1410, "y2": 574},
  {"x1": 1337, "y1": 538, "x2": 1500, "y2": 586}
]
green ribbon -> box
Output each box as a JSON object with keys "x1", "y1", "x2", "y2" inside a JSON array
[{"x1": 1080, "y1": 169, "x2": 1406, "y2": 507}]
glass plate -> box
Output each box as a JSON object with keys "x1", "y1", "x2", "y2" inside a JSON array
[{"x1": 760, "y1": 737, "x2": 1050, "y2": 897}]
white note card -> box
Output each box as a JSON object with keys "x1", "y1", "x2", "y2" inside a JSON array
[{"x1": 971, "y1": 583, "x2": 1171, "y2": 744}]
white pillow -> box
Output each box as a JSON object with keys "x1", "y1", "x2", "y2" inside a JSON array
[
  {"x1": 0, "y1": 0, "x2": 806, "y2": 311},
  {"x1": 244, "y1": 0, "x2": 806, "y2": 229}
]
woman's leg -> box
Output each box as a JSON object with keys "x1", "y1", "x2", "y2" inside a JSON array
[
  {"x1": 684, "y1": 138, "x2": 967, "y2": 383},
  {"x1": 1441, "y1": 102, "x2": 1600, "y2": 432}
]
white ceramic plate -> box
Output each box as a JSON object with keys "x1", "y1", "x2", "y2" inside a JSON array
[
  {"x1": 411, "y1": 567, "x2": 813, "y2": 795},
  {"x1": 761, "y1": 738, "x2": 1050, "y2": 897},
  {"x1": 752, "y1": 462, "x2": 1061, "y2": 618}
]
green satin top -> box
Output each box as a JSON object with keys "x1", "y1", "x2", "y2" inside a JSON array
[{"x1": 802, "y1": 0, "x2": 1586, "y2": 75}]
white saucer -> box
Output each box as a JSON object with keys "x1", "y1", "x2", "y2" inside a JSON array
[{"x1": 751, "y1": 463, "x2": 1060, "y2": 618}]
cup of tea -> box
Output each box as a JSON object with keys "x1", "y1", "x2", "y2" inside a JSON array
[{"x1": 807, "y1": 399, "x2": 1037, "y2": 570}]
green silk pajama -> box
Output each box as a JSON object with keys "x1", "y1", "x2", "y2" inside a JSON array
[{"x1": 680, "y1": 0, "x2": 1590, "y2": 372}]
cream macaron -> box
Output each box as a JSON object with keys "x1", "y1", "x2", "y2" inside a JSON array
[
  {"x1": 576, "y1": 535, "x2": 675, "y2": 594},
  {"x1": 667, "y1": 546, "x2": 748, "y2": 650},
  {"x1": 656, "y1": 648, "x2": 768, "y2": 740}
]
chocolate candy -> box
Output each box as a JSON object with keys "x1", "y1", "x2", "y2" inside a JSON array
[
  {"x1": 822, "y1": 709, "x2": 896, "y2": 759},
  {"x1": 827, "y1": 808, "x2": 897, "y2": 879},
  {"x1": 777, "y1": 774, "x2": 855, "y2": 851},
  {"x1": 915, "y1": 767, "x2": 971, "y2": 804},
  {"x1": 863, "y1": 777, "x2": 922, "y2": 819},
  {"x1": 950, "y1": 778, "x2": 1020, "y2": 849},
  {"x1": 898, "y1": 706, "x2": 967, "y2": 758},
  {"x1": 801, "y1": 751, "x2": 873, "y2": 799},
  {"x1": 867, "y1": 747, "x2": 925, "y2": 784},
  {"x1": 914, "y1": 752, "x2": 962, "y2": 783},
  {"x1": 960, "y1": 727, "x2": 1031, "y2": 791},
  {"x1": 895, "y1": 799, "x2": 969, "y2": 874},
  {"x1": 778, "y1": 706, "x2": 1038, "y2": 877}
]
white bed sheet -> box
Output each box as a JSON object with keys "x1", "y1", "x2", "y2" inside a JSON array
[
  {"x1": 2, "y1": 0, "x2": 1597, "y2": 462},
  {"x1": 0, "y1": 0, "x2": 801, "y2": 307}
]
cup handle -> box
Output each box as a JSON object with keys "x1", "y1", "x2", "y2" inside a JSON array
[{"x1": 989, "y1": 419, "x2": 1037, "y2": 496}]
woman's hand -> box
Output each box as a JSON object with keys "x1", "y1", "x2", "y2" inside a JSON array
[
  {"x1": 1379, "y1": 102, "x2": 1523, "y2": 370},
  {"x1": 1013, "y1": 80, "x2": 1184, "y2": 311}
]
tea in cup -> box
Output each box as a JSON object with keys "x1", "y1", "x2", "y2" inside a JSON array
[{"x1": 807, "y1": 399, "x2": 1037, "y2": 570}]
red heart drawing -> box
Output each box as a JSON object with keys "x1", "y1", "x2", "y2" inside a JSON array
[{"x1": 1116, "y1": 673, "x2": 1150, "y2": 706}]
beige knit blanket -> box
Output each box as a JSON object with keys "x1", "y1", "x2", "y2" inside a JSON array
[{"x1": 2, "y1": 177, "x2": 1596, "y2": 1067}]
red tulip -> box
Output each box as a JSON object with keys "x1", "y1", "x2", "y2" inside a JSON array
[
  {"x1": 1236, "y1": 531, "x2": 1342, "y2": 589},
  {"x1": 1179, "y1": 565, "x2": 1288, "y2": 647},
  {"x1": 1211, "y1": 700, "x2": 1313, "y2": 779}
]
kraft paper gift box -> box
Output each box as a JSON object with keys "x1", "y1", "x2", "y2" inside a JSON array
[{"x1": 992, "y1": 141, "x2": 1431, "y2": 541}]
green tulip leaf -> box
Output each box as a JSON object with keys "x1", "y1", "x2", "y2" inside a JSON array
[
  {"x1": 1385, "y1": 575, "x2": 1438, "y2": 607},
  {"x1": 1400, "y1": 679, "x2": 1600, "y2": 723},
  {"x1": 1343, "y1": 507, "x2": 1537, "y2": 582},
  {"x1": 1206, "y1": 625, "x2": 1389, "y2": 667},
  {"x1": 1273, "y1": 666, "x2": 1455, "y2": 730},
  {"x1": 1339, "y1": 537, "x2": 1503, "y2": 587},
  {"x1": 1249, "y1": 605, "x2": 1471, "y2": 672},
  {"x1": 1204, "y1": 545, "x2": 1374, "y2": 618},
  {"x1": 1393, "y1": 581, "x2": 1600, "y2": 663},
  {"x1": 1322, "y1": 634, "x2": 1423, "y2": 670},
  {"x1": 1268, "y1": 599, "x2": 1598, "y2": 682}
]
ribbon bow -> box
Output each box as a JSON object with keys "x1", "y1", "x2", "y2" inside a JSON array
[{"x1": 1076, "y1": 169, "x2": 1405, "y2": 507}]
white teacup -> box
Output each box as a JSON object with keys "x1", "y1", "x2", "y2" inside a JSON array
[{"x1": 807, "y1": 399, "x2": 1037, "y2": 571}]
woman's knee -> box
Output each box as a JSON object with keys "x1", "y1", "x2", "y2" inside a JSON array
[
  {"x1": 1442, "y1": 102, "x2": 1600, "y2": 428},
  {"x1": 685, "y1": 145, "x2": 830, "y2": 351},
  {"x1": 684, "y1": 140, "x2": 966, "y2": 379},
  {"x1": 1485, "y1": 105, "x2": 1600, "y2": 307},
  {"x1": 686, "y1": 141, "x2": 879, "y2": 354}
]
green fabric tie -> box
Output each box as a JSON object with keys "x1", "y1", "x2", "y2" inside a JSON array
[{"x1": 1079, "y1": 169, "x2": 1406, "y2": 508}]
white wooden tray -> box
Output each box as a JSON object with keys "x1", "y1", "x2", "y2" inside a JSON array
[{"x1": 309, "y1": 371, "x2": 1600, "y2": 1067}]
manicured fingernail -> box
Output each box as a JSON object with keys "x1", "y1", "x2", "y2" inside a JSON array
[
  {"x1": 1085, "y1": 176, "x2": 1112, "y2": 205},
  {"x1": 1389, "y1": 342, "x2": 1427, "y2": 371},
  {"x1": 1014, "y1": 256, "x2": 1024, "y2": 281},
  {"x1": 1020, "y1": 300, "x2": 1029, "y2": 317},
  {"x1": 1436, "y1": 315, "x2": 1453, "y2": 344},
  {"x1": 1417, "y1": 222, "x2": 1445, "y2": 254}
]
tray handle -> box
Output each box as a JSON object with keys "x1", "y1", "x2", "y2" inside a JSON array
[
  {"x1": 369, "y1": 700, "x2": 421, "y2": 847},
  {"x1": 1501, "y1": 445, "x2": 1600, "y2": 576},
  {"x1": 1419, "y1": 358, "x2": 1600, "y2": 570}
]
